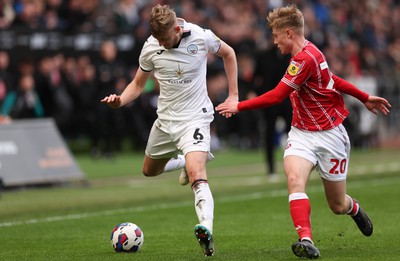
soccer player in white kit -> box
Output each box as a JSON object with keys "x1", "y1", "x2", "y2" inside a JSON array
[
  {"x1": 216, "y1": 4, "x2": 391, "y2": 259},
  {"x1": 101, "y1": 4, "x2": 238, "y2": 257}
]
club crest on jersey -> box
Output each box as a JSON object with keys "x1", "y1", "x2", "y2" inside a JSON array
[
  {"x1": 187, "y1": 44, "x2": 198, "y2": 54},
  {"x1": 288, "y1": 61, "x2": 300, "y2": 76}
]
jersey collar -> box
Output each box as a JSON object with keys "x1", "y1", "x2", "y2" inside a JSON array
[{"x1": 172, "y1": 18, "x2": 191, "y2": 48}]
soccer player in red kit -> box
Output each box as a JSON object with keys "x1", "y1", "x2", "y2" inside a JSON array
[{"x1": 216, "y1": 4, "x2": 391, "y2": 259}]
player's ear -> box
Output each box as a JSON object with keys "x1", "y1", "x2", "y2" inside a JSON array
[
  {"x1": 286, "y1": 29, "x2": 292, "y2": 38},
  {"x1": 174, "y1": 25, "x2": 181, "y2": 33}
]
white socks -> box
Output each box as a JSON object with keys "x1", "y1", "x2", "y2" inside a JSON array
[
  {"x1": 163, "y1": 152, "x2": 215, "y2": 173},
  {"x1": 163, "y1": 154, "x2": 186, "y2": 172},
  {"x1": 193, "y1": 181, "x2": 214, "y2": 234}
]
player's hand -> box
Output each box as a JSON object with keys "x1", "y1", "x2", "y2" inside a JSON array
[
  {"x1": 215, "y1": 100, "x2": 239, "y2": 118},
  {"x1": 364, "y1": 96, "x2": 391, "y2": 116},
  {"x1": 218, "y1": 95, "x2": 238, "y2": 118},
  {"x1": 101, "y1": 94, "x2": 122, "y2": 109}
]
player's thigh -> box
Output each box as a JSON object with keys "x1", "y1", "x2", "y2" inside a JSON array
[
  {"x1": 284, "y1": 155, "x2": 314, "y2": 193},
  {"x1": 142, "y1": 155, "x2": 170, "y2": 176},
  {"x1": 284, "y1": 127, "x2": 317, "y2": 193}
]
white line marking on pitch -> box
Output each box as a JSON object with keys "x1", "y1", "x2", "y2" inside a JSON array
[{"x1": 1, "y1": 176, "x2": 400, "y2": 228}]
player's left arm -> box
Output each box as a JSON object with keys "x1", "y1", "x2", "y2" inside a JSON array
[
  {"x1": 332, "y1": 74, "x2": 391, "y2": 115},
  {"x1": 215, "y1": 40, "x2": 239, "y2": 118}
]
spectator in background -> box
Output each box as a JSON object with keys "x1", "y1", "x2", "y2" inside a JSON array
[
  {"x1": 206, "y1": 70, "x2": 229, "y2": 150},
  {"x1": 0, "y1": 0, "x2": 15, "y2": 29},
  {"x1": 63, "y1": 0, "x2": 99, "y2": 32},
  {"x1": 66, "y1": 56, "x2": 98, "y2": 145},
  {"x1": 253, "y1": 43, "x2": 292, "y2": 181},
  {"x1": 35, "y1": 53, "x2": 73, "y2": 136},
  {"x1": 40, "y1": 0, "x2": 70, "y2": 31},
  {"x1": 229, "y1": 52, "x2": 260, "y2": 149},
  {"x1": 1, "y1": 73, "x2": 44, "y2": 118},
  {"x1": 12, "y1": 0, "x2": 44, "y2": 30},
  {"x1": 0, "y1": 51, "x2": 14, "y2": 106},
  {"x1": 93, "y1": 39, "x2": 127, "y2": 158},
  {"x1": 113, "y1": 0, "x2": 144, "y2": 32}
]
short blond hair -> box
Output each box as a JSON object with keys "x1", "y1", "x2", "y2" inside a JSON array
[
  {"x1": 267, "y1": 5, "x2": 304, "y2": 34},
  {"x1": 150, "y1": 4, "x2": 177, "y2": 39}
]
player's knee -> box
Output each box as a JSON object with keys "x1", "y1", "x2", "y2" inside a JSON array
[
  {"x1": 286, "y1": 175, "x2": 305, "y2": 192},
  {"x1": 186, "y1": 168, "x2": 205, "y2": 182},
  {"x1": 142, "y1": 170, "x2": 151, "y2": 177},
  {"x1": 142, "y1": 167, "x2": 157, "y2": 177}
]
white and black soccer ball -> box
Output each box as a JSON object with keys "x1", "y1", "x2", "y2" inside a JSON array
[{"x1": 110, "y1": 222, "x2": 144, "y2": 252}]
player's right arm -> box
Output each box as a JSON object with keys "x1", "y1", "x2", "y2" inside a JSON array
[{"x1": 101, "y1": 68, "x2": 151, "y2": 109}]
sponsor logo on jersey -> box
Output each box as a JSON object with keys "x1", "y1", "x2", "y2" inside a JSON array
[
  {"x1": 156, "y1": 50, "x2": 165, "y2": 55},
  {"x1": 288, "y1": 61, "x2": 300, "y2": 76},
  {"x1": 175, "y1": 62, "x2": 184, "y2": 79},
  {"x1": 169, "y1": 62, "x2": 192, "y2": 84},
  {"x1": 187, "y1": 44, "x2": 198, "y2": 54}
]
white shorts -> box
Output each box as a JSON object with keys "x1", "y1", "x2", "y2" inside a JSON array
[
  {"x1": 145, "y1": 116, "x2": 213, "y2": 159},
  {"x1": 284, "y1": 124, "x2": 351, "y2": 181}
]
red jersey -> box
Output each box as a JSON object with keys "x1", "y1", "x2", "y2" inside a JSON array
[
  {"x1": 238, "y1": 40, "x2": 368, "y2": 131},
  {"x1": 284, "y1": 40, "x2": 349, "y2": 130}
]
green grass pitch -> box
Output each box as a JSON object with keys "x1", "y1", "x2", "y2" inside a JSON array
[{"x1": 0, "y1": 148, "x2": 399, "y2": 260}]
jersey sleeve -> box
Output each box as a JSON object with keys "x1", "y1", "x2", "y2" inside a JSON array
[
  {"x1": 203, "y1": 29, "x2": 221, "y2": 54},
  {"x1": 332, "y1": 74, "x2": 369, "y2": 103},
  {"x1": 238, "y1": 81, "x2": 293, "y2": 111},
  {"x1": 138, "y1": 40, "x2": 154, "y2": 72}
]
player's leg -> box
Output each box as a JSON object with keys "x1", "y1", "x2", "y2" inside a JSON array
[
  {"x1": 167, "y1": 117, "x2": 215, "y2": 186},
  {"x1": 284, "y1": 127, "x2": 320, "y2": 259},
  {"x1": 163, "y1": 152, "x2": 215, "y2": 172},
  {"x1": 176, "y1": 152, "x2": 214, "y2": 185},
  {"x1": 177, "y1": 118, "x2": 215, "y2": 256},
  {"x1": 322, "y1": 179, "x2": 373, "y2": 236},
  {"x1": 318, "y1": 124, "x2": 373, "y2": 237},
  {"x1": 322, "y1": 179, "x2": 349, "y2": 214},
  {"x1": 284, "y1": 155, "x2": 320, "y2": 259},
  {"x1": 186, "y1": 152, "x2": 214, "y2": 229},
  {"x1": 185, "y1": 151, "x2": 215, "y2": 256},
  {"x1": 142, "y1": 156, "x2": 171, "y2": 176}
]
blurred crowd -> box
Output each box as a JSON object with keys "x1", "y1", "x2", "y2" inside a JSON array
[{"x1": 0, "y1": 0, "x2": 399, "y2": 157}]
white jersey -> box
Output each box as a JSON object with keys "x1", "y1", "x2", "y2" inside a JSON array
[{"x1": 139, "y1": 19, "x2": 221, "y2": 121}]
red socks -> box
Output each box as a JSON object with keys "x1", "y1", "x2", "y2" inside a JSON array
[
  {"x1": 346, "y1": 195, "x2": 359, "y2": 216},
  {"x1": 289, "y1": 193, "x2": 312, "y2": 240}
]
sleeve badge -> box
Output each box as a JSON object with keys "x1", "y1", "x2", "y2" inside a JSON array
[{"x1": 288, "y1": 61, "x2": 300, "y2": 76}]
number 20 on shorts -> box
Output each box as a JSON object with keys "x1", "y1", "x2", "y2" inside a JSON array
[{"x1": 329, "y1": 158, "x2": 347, "y2": 174}]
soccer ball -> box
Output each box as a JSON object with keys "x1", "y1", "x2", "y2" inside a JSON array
[{"x1": 110, "y1": 222, "x2": 144, "y2": 252}]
